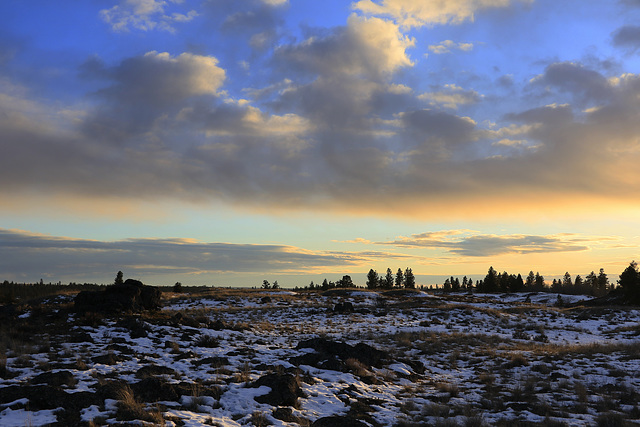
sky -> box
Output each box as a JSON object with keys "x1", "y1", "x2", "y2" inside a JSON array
[{"x1": 2, "y1": 0, "x2": 640, "y2": 288}]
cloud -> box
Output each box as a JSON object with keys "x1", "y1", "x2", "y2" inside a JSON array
[
  {"x1": 275, "y1": 14, "x2": 414, "y2": 79},
  {"x1": 418, "y1": 84, "x2": 482, "y2": 109},
  {"x1": 428, "y1": 40, "x2": 474, "y2": 54},
  {"x1": 100, "y1": 0, "x2": 198, "y2": 32},
  {"x1": 612, "y1": 25, "x2": 640, "y2": 52},
  {"x1": 0, "y1": 228, "x2": 395, "y2": 282},
  {"x1": 352, "y1": 0, "x2": 531, "y2": 28},
  {"x1": 374, "y1": 230, "x2": 603, "y2": 257},
  {"x1": 529, "y1": 62, "x2": 612, "y2": 105}
]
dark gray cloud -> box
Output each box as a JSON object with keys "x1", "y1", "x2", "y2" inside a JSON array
[
  {"x1": 531, "y1": 62, "x2": 612, "y2": 104},
  {"x1": 612, "y1": 25, "x2": 640, "y2": 52},
  {"x1": 376, "y1": 231, "x2": 595, "y2": 257},
  {"x1": 0, "y1": 228, "x2": 388, "y2": 282}
]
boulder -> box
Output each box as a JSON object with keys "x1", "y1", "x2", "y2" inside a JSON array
[
  {"x1": 74, "y1": 279, "x2": 162, "y2": 313},
  {"x1": 333, "y1": 301, "x2": 354, "y2": 313},
  {"x1": 293, "y1": 338, "x2": 389, "y2": 370},
  {"x1": 252, "y1": 373, "x2": 304, "y2": 407}
]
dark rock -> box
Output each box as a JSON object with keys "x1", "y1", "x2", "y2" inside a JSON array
[
  {"x1": 115, "y1": 316, "x2": 149, "y2": 338},
  {"x1": 92, "y1": 353, "x2": 128, "y2": 365},
  {"x1": 74, "y1": 279, "x2": 162, "y2": 313},
  {"x1": 31, "y1": 370, "x2": 77, "y2": 388},
  {"x1": 208, "y1": 319, "x2": 226, "y2": 330},
  {"x1": 260, "y1": 296, "x2": 272, "y2": 304},
  {"x1": 333, "y1": 302, "x2": 354, "y2": 313},
  {"x1": 312, "y1": 416, "x2": 369, "y2": 427},
  {"x1": 136, "y1": 365, "x2": 177, "y2": 378},
  {"x1": 194, "y1": 356, "x2": 230, "y2": 368},
  {"x1": 293, "y1": 338, "x2": 388, "y2": 370},
  {"x1": 131, "y1": 377, "x2": 181, "y2": 402},
  {"x1": 252, "y1": 373, "x2": 304, "y2": 407}
]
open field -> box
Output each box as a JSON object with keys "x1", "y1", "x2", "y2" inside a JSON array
[{"x1": 1, "y1": 288, "x2": 639, "y2": 426}]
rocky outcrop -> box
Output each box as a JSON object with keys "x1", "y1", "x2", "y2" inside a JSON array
[{"x1": 74, "y1": 279, "x2": 162, "y2": 313}]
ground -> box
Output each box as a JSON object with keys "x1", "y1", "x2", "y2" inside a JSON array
[{"x1": 1, "y1": 289, "x2": 639, "y2": 426}]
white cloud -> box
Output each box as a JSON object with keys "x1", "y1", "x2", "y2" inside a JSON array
[
  {"x1": 100, "y1": 0, "x2": 198, "y2": 32},
  {"x1": 353, "y1": 0, "x2": 530, "y2": 28},
  {"x1": 428, "y1": 40, "x2": 474, "y2": 54},
  {"x1": 418, "y1": 84, "x2": 482, "y2": 109}
]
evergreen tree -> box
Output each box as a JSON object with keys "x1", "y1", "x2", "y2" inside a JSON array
[
  {"x1": 384, "y1": 268, "x2": 394, "y2": 290},
  {"x1": 585, "y1": 271, "x2": 598, "y2": 295},
  {"x1": 597, "y1": 268, "x2": 609, "y2": 293},
  {"x1": 618, "y1": 261, "x2": 640, "y2": 304},
  {"x1": 173, "y1": 282, "x2": 183, "y2": 293},
  {"x1": 452, "y1": 277, "x2": 461, "y2": 292},
  {"x1": 321, "y1": 278, "x2": 329, "y2": 291},
  {"x1": 534, "y1": 272, "x2": 545, "y2": 291},
  {"x1": 366, "y1": 269, "x2": 379, "y2": 289},
  {"x1": 395, "y1": 268, "x2": 404, "y2": 288},
  {"x1": 404, "y1": 268, "x2": 416, "y2": 289},
  {"x1": 262, "y1": 280, "x2": 271, "y2": 289},
  {"x1": 525, "y1": 271, "x2": 535, "y2": 290},
  {"x1": 272, "y1": 280, "x2": 280, "y2": 289},
  {"x1": 483, "y1": 267, "x2": 498, "y2": 293},
  {"x1": 115, "y1": 271, "x2": 124, "y2": 286}
]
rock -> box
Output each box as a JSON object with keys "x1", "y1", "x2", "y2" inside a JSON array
[
  {"x1": 31, "y1": 370, "x2": 77, "y2": 388},
  {"x1": 252, "y1": 373, "x2": 304, "y2": 407},
  {"x1": 333, "y1": 301, "x2": 354, "y2": 313},
  {"x1": 131, "y1": 377, "x2": 181, "y2": 402},
  {"x1": 74, "y1": 279, "x2": 162, "y2": 313},
  {"x1": 136, "y1": 365, "x2": 177, "y2": 379},
  {"x1": 260, "y1": 296, "x2": 272, "y2": 304},
  {"x1": 312, "y1": 416, "x2": 369, "y2": 427},
  {"x1": 92, "y1": 353, "x2": 128, "y2": 365},
  {"x1": 293, "y1": 338, "x2": 389, "y2": 370}
]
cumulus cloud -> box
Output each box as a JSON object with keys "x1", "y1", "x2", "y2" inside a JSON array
[
  {"x1": 275, "y1": 14, "x2": 414, "y2": 79},
  {"x1": 374, "y1": 230, "x2": 603, "y2": 257},
  {"x1": 353, "y1": 0, "x2": 530, "y2": 28},
  {"x1": 0, "y1": 228, "x2": 397, "y2": 282},
  {"x1": 100, "y1": 0, "x2": 198, "y2": 32}
]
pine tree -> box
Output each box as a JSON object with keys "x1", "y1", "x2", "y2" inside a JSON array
[
  {"x1": 483, "y1": 267, "x2": 498, "y2": 293},
  {"x1": 597, "y1": 268, "x2": 609, "y2": 293},
  {"x1": 395, "y1": 268, "x2": 404, "y2": 288},
  {"x1": 115, "y1": 271, "x2": 124, "y2": 286},
  {"x1": 618, "y1": 261, "x2": 640, "y2": 304},
  {"x1": 404, "y1": 268, "x2": 415, "y2": 289},
  {"x1": 384, "y1": 268, "x2": 394, "y2": 290},
  {"x1": 366, "y1": 269, "x2": 379, "y2": 289},
  {"x1": 525, "y1": 271, "x2": 535, "y2": 290}
]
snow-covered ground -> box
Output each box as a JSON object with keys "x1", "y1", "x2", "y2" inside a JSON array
[{"x1": 1, "y1": 290, "x2": 639, "y2": 426}]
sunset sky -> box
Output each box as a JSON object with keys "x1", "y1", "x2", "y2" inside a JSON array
[{"x1": 2, "y1": 0, "x2": 640, "y2": 287}]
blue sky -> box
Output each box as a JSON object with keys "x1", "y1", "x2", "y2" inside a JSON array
[{"x1": 2, "y1": 0, "x2": 640, "y2": 287}]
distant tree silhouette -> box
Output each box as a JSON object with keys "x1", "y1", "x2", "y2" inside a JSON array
[
  {"x1": 395, "y1": 268, "x2": 404, "y2": 288},
  {"x1": 115, "y1": 271, "x2": 124, "y2": 286},
  {"x1": 404, "y1": 268, "x2": 416, "y2": 289},
  {"x1": 173, "y1": 282, "x2": 182, "y2": 293},
  {"x1": 366, "y1": 269, "x2": 379, "y2": 289},
  {"x1": 337, "y1": 275, "x2": 354, "y2": 288},
  {"x1": 598, "y1": 268, "x2": 609, "y2": 293},
  {"x1": 534, "y1": 272, "x2": 545, "y2": 291},
  {"x1": 384, "y1": 268, "x2": 394, "y2": 290},
  {"x1": 272, "y1": 280, "x2": 280, "y2": 289},
  {"x1": 483, "y1": 267, "x2": 498, "y2": 293},
  {"x1": 262, "y1": 280, "x2": 271, "y2": 289},
  {"x1": 618, "y1": 261, "x2": 640, "y2": 304},
  {"x1": 525, "y1": 271, "x2": 535, "y2": 290}
]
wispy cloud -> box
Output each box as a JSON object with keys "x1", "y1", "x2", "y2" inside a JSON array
[
  {"x1": 353, "y1": 230, "x2": 617, "y2": 257},
  {"x1": 0, "y1": 229, "x2": 419, "y2": 282},
  {"x1": 100, "y1": 0, "x2": 198, "y2": 33}
]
